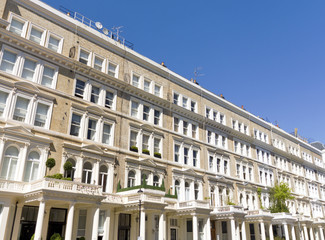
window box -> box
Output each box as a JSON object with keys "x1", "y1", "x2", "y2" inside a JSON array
[
  {"x1": 154, "y1": 152, "x2": 161, "y2": 158},
  {"x1": 130, "y1": 145, "x2": 138, "y2": 152},
  {"x1": 142, "y1": 149, "x2": 150, "y2": 155}
]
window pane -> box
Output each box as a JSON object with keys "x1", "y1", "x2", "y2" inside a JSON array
[
  {"x1": 70, "y1": 113, "x2": 81, "y2": 136},
  {"x1": 48, "y1": 36, "x2": 60, "y2": 52},
  {"x1": 154, "y1": 85, "x2": 161, "y2": 96},
  {"x1": 79, "y1": 50, "x2": 89, "y2": 64},
  {"x1": 34, "y1": 103, "x2": 49, "y2": 127},
  {"x1": 94, "y1": 57, "x2": 103, "y2": 71},
  {"x1": 0, "y1": 50, "x2": 17, "y2": 74},
  {"x1": 13, "y1": 97, "x2": 29, "y2": 122},
  {"x1": 105, "y1": 91, "x2": 114, "y2": 108},
  {"x1": 131, "y1": 101, "x2": 139, "y2": 117},
  {"x1": 29, "y1": 27, "x2": 43, "y2": 44},
  {"x1": 0, "y1": 91, "x2": 8, "y2": 117},
  {"x1": 132, "y1": 75, "x2": 139, "y2": 87},
  {"x1": 22, "y1": 59, "x2": 37, "y2": 81},
  {"x1": 9, "y1": 19, "x2": 24, "y2": 36},
  {"x1": 143, "y1": 105, "x2": 149, "y2": 121},
  {"x1": 102, "y1": 124, "x2": 111, "y2": 144},
  {"x1": 87, "y1": 119, "x2": 97, "y2": 140},
  {"x1": 75, "y1": 80, "x2": 85, "y2": 98},
  {"x1": 91, "y1": 86, "x2": 100, "y2": 104},
  {"x1": 144, "y1": 80, "x2": 150, "y2": 92},
  {"x1": 41, "y1": 66, "x2": 55, "y2": 87},
  {"x1": 108, "y1": 62, "x2": 117, "y2": 77}
]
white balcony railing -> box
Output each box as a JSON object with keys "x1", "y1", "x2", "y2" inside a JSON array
[{"x1": 178, "y1": 200, "x2": 210, "y2": 209}]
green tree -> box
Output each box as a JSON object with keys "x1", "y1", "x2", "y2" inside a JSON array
[{"x1": 269, "y1": 182, "x2": 294, "y2": 213}]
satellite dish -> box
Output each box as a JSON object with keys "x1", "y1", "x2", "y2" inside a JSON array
[
  {"x1": 95, "y1": 22, "x2": 103, "y2": 30},
  {"x1": 102, "y1": 28, "x2": 109, "y2": 35}
]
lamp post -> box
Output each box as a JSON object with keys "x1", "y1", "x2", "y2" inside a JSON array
[{"x1": 138, "y1": 188, "x2": 143, "y2": 240}]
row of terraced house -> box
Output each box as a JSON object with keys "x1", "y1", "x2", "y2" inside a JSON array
[{"x1": 0, "y1": 0, "x2": 325, "y2": 240}]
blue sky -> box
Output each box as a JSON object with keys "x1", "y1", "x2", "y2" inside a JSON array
[{"x1": 43, "y1": 0, "x2": 325, "y2": 144}]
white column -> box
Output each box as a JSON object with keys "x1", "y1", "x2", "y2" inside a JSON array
[
  {"x1": 159, "y1": 212, "x2": 166, "y2": 240},
  {"x1": 34, "y1": 200, "x2": 46, "y2": 240},
  {"x1": 41, "y1": 206, "x2": 51, "y2": 240},
  {"x1": 304, "y1": 225, "x2": 310, "y2": 240},
  {"x1": 0, "y1": 202, "x2": 10, "y2": 240},
  {"x1": 236, "y1": 221, "x2": 240, "y2": 240},
  {"x1": 291, "y1": 224, "x2": 296, "y2": 240},
  {"x1": 284, "y1": 223, "x2": 290, "y2": 240},
  {"x1": 205, "y1": 217, "x2": 211, "y2": 240},
  {"x1": 269, "y1": 223, "x2": 274, "y2": 240},
  {"x1": 12, "y1": 203, "x2": 23, "y2": 240},
  {"x1": 260, "y1": 222, "x2": 266, "y2": 240},
  {"x1": 255, "y1": 223, "x2": 261, "y2": 240},
  {"x1": 17, "y1": 144, "x2": 28, "y2": 181},
  {"x1": 241, "y1": 221, "x2": 247, "y2": 240},
  {"x1": 0, "y1": 139, "x2": 6, "y2": 168},
  {"x1": 113, "y1": 213, "x2": 119, "y2": 240},
  {"x1": 140, "y1": 210, "x2": 146, "y2": 239},
  {"x1": 193, "y1": 215, "x2": 198, "y2": 240},
  {"x1": 92, "y1": 206, "x2": 100, "y2": 240},
  {"x1": 319, "y1": 227, "x2": 325, "y2": 240},
  {"x1": 310, "y1": 228, "x2": 315, "y2": 240},
  {"x1": 65, "y1": 202, "x2": 75, "y2": 240},
  {"x1": 107, "y1": 165, "x2": 114, "y2": 193},
  {"x1": 180, "y1": 179, "x2": 185, "y2": 201},
  {"x1": 230, "y1": 219, "x2": 236, "y2": 240},
  {"x1": 93, "y1": 161, "x2": 99, "y2": 185},
  {"x1": 103, "y1": 208, "x2": 111, "y2": 240}
]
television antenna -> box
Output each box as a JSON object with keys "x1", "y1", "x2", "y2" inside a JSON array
[
  {"x1": 194, "y1": 67, "x2": 204, "y2": 80},
  {"x1": 112, "y1": 26, "x2": 123, "y2": 40}
]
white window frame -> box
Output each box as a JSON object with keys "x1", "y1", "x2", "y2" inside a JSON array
[
  {"x1": 92, "y1": 54, "x2": 105, "y2": 72},
  {"x1": 26, "y1": 23, "x2": 47, "y2": 46},
  {"x1": 78, "y1": 47, "x2": 92, "y2": 66},
  {"x1": 7, "y1": 13, "x2": 28, "y2": 38},
  {"x1": 107, "y1": 60, "x2": 119, "y2": 78},
  {"x1": 46, "y1": 31, "x2": 64, "y2": 53}
]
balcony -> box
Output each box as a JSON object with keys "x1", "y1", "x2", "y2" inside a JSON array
[
  {"x1": 247, "y1": 209, "x2": 272, "y2": 216},
  {"x1": 0, "y1": 178, "x2": 102, "y2": 196},
  {"x1": 214, "y1": 205, "x2": 244, "y2": 213},
  {"x1": 178, "y1": 200, "x2": 210, "y2": 209}
]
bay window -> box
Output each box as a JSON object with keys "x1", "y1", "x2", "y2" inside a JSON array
[
  {"x1": 28, "y1": 25, "x2": 46, "y2": 45},
  {"x1": 24, "y1": 151, "x2": 40, "y2": 182},
  {"x1": 0, "y1": 146, "x2": 19, "y2": 180},
  {"x1": 34, "y1": 103, "x2": 49, "y2": 127},
  {"x1": 70, "y1": 113, "x2": 82, "y2": 137},
  {"x1": 13, "y1": 96, "x2": 30, "y2": 122},
  {"x1": 82, "y1": 162, "x2": 93, "y2": 184},
  {"x1": 0, "y1": 50, "x2": 18, "y2": 74},
  {"x1": 8, "y1": 15, "x2": 27, "y2": 37},
  {"x1": 87, "y1": 119, "x2": 97, "y2": 141}
]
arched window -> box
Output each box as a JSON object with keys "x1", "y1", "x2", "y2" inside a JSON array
[
  {"x1": 174, "y1": 180, "x2": 180, "y2": 200},
  {"x1": 185, "y1": 182, "x2": 190, "y2": 201},
  {"x1": 153, "y1": 175, "x2": 159, "y2": 187},
  {"x1": 210, "y1": 186, "x2": 215, "y2": 207},
  {"x1": 219, "y1": 188, "x2": 223, "y2": 206},
  {"x1": 64, "y1": 158, "x2": 76, "y2": 180},
  {"x1": 239, "y1": 194, "x2": 244, "y2": 206},
  {"x1": 24, "y1": 151, "x2": 40, "y2": 182},
  {"x1": 82, "y1": 162, "x2": 92, "y2": 184},
  {"x1": 1, "y1": 146, "x2": 19, "y2": 180},
  {"x1": 99, "y1": 165, "x2": 108, "y2": 192},
  {"x1": 194, "y1": 183, "x2": 199, "y2": 200},
  {"x1": 141, "y1": 173, "x2": 148, "y2": 185},
  {"x1": 128, "y1": 171, "x2": 135, "y2": 187}
]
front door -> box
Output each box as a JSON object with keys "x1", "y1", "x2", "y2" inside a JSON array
[
  {"x1": 171, "y1": 228, "x2": 177, "y2": 240},
  {"x1": 46, "y1": 208, "x2": 67, "y2": 240},
  {"x1": 19, "y1": 205, "x2": 38, "y2": 240},
  {"x1": 118, "y1": 214, "x2": 131, "y2": 240}
]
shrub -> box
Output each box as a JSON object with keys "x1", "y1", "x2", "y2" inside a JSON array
[
  {"x1": 46, "y1": 158, "x2": 56, "y2": 170},
  {"x1": 142, "y1": 149, "x2": 150, "y2": 155},
  {"x1": 50, "y1": 233, "x2": 62, "y2": 240},
  {"x1": 130, "y1": 146, "x2": 138, "y2": 152},
  {"x1": 79, "y1": 237, "x2": 85, "y2": 240},
  {"x1": 154, "y1": 152, "x2": 161, "y2": 158},
  {"x1": 63, "y1": 161, "x2": 73, "y2": 171},
  {"x1": 30, "y1": 234, "x2": 34, "y2": 240}
]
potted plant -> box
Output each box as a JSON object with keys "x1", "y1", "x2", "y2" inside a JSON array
[
  {"x1": 45, "y1": 158, "x2": 56, "y2": 175},
  {"x1": 142, "y1": 149, "x2": 150, "y2": 155},
  {"x1": 154, "y1": 152, "x2": 161, "y2": 158},
  {"x1": 130, "y1": 145, "x2": 138, "y2": 152}
]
